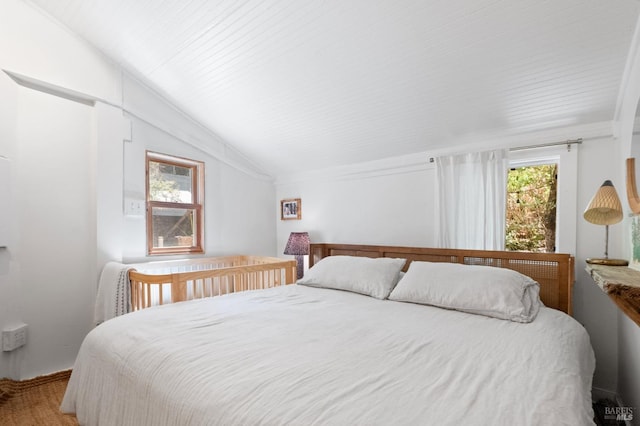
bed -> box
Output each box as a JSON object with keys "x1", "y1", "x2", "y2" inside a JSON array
[{"x1": 62, "y1": 244, "x2": 594, "y2": 425}]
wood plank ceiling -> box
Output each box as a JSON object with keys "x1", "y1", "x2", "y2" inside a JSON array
[{"x1": 27, "y1": 0, "x2": 640, "y2": 177}]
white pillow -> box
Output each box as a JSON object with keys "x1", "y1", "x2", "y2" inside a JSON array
[
  {"x1": 297, "y1": 256, "x2": 406, "y2": 299},
  {"x1": 388, "y1": 261, "x2": 541, "y2": 323}
]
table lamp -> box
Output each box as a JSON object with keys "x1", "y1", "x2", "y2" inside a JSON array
[
  {"x1": 583, "y1": 180, "x2": 628, "y2": 266},
  {"x1": 284, "y1": 232, "x2": 310, "y2": 279}
]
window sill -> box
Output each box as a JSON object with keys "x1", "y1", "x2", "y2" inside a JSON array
[{"x1": 586, "y1": 264, "x2": 640, "y2": 327}]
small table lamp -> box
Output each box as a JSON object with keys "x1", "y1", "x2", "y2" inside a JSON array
[
  {"x1": 583, "y1": 180, "x2": 628, "y2": 266},
  {"x1": 284, "y1": 232, "x2": 310, "y2": 279}
]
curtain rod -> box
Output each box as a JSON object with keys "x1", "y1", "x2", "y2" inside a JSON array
[
  {"x1": 509, "y1": 138, "x2": 582, "y2": 152},
  {"x1": 428, "y1": 138, "x2": 582, "y2": 163}
]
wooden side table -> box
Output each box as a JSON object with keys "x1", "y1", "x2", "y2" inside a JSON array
[{"x1": 586, "y1": 264, "x2": 640, "y2": 326}]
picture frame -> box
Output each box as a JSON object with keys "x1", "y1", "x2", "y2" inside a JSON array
[
  {"x1": 281, "y1": 198, "x2": 301, "y2": 220},
  {"x1": 631, "y1": 215, "x2": 640, "y2": 271}
]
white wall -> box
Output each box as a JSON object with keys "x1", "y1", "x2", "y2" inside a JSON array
[
  {"x1": 618, "y1": 312, "x2": 640, "y2": 410},
  {"x1": 0, "y1": 66, "x2": 21, "y2": 380},
  {"x1": 122, "y1": 116, "x2": 276, "y2": 261},
  {"x1": 276, "y1": 163, "x2": 436, "y2": 257},
  {"x1": 95, "y1": 102, "x2": 125, "y2": 270},
  {"x1": 574, "y1": 138, "x2": 624, "y2": 394},
  {"x1": 0, "y1": 0, "x2": 120, "y2": 105},
  {"x1": 13, "y1": 87, "x2": 96, "y2": 378},
  {"x1": 615, "y1": 130, "x2": 640, "y2": 413},
  {"x1": 120, "y1": 72, "x2": 276, "y2": 262},
  {"x1": 612, "y1": 14, "x2": 640, "y2": 413},
  {"x1": 0, "y1": 0, "x2": 275, "y2": 380},
  {"x1": 0, "y1": 0, "x2": 120, "y2": 380}
]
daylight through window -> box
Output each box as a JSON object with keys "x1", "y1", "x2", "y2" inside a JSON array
[
  {"x1": 505, "y1": 164, "x2": 557, "y2": 252},
  {"x1": 146, "y1": 151, "x2": 204, "y2": 255}
]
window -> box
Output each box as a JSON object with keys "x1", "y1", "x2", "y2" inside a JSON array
[
  {"x1": 505, "y1": 143, "x2": 577, "y2": 255},
  {"x1": 505, "y1": 164, "x2": 557, "y2": 252},
  {"x1": 146, "y1": 151, "x2": 204, "y2": 255}
]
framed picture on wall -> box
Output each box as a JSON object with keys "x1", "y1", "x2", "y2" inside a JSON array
[
  {"x1": 281, "y1": 198, "x2": 301, "y2": 220},
  {"x1": 631, "y1": 215, "x2": 640, "y2": 271}
]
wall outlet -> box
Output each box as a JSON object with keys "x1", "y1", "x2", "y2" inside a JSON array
[{"x1": 2, "y1": 323, "x2": 27, "y2": 352}]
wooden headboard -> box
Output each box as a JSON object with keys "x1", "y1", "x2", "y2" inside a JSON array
[{"x1": 309, "y1": 243, "x2": 575, "y2": 315}]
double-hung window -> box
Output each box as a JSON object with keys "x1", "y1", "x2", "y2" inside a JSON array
[{"x1": 146, "y1": 151, "x2": 204, "y2": 255}]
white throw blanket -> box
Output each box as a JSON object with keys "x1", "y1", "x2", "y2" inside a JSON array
[{"x1": 93, "y1": 261, "x2": 131, "y2": 326}]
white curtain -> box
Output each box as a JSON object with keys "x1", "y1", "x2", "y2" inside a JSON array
[{"x1": 435, "y1": 149, "x2": 508, "y2": 250}]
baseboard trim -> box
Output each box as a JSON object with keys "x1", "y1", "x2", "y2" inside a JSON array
[{"x1": 592, "y1": 386, "x2": 618, "y2": 402}]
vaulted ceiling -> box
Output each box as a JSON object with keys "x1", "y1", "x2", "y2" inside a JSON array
[{"x1": 28, "y1": 0, "x2": 640, "y2": 177}]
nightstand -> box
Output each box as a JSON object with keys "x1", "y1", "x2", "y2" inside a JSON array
[{"x1": 586, "y1": 264, "x2": 640, "y2": 326}]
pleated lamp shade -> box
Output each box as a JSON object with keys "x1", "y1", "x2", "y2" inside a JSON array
[
  {"x1": 583, "y1": 180, "x2": 623, "y2": 225},
  {"x1": 284, "y1": 232, "x2": 310, "y2": 279},
  {"x1": 284, "y1": 232, "x2": 310, "y2": 255}
]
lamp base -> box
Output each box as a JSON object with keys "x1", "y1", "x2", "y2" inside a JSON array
[
  {"x1": 294, "y1": 254, "x2": 304, "y2": 279},
  {"x1": 586, "y1": 258, "x2": 629, "y2": 266}
]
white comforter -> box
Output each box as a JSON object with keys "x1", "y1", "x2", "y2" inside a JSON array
[{"x1": 62, "y1": 285, "x2": 595, "y2": 426}]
